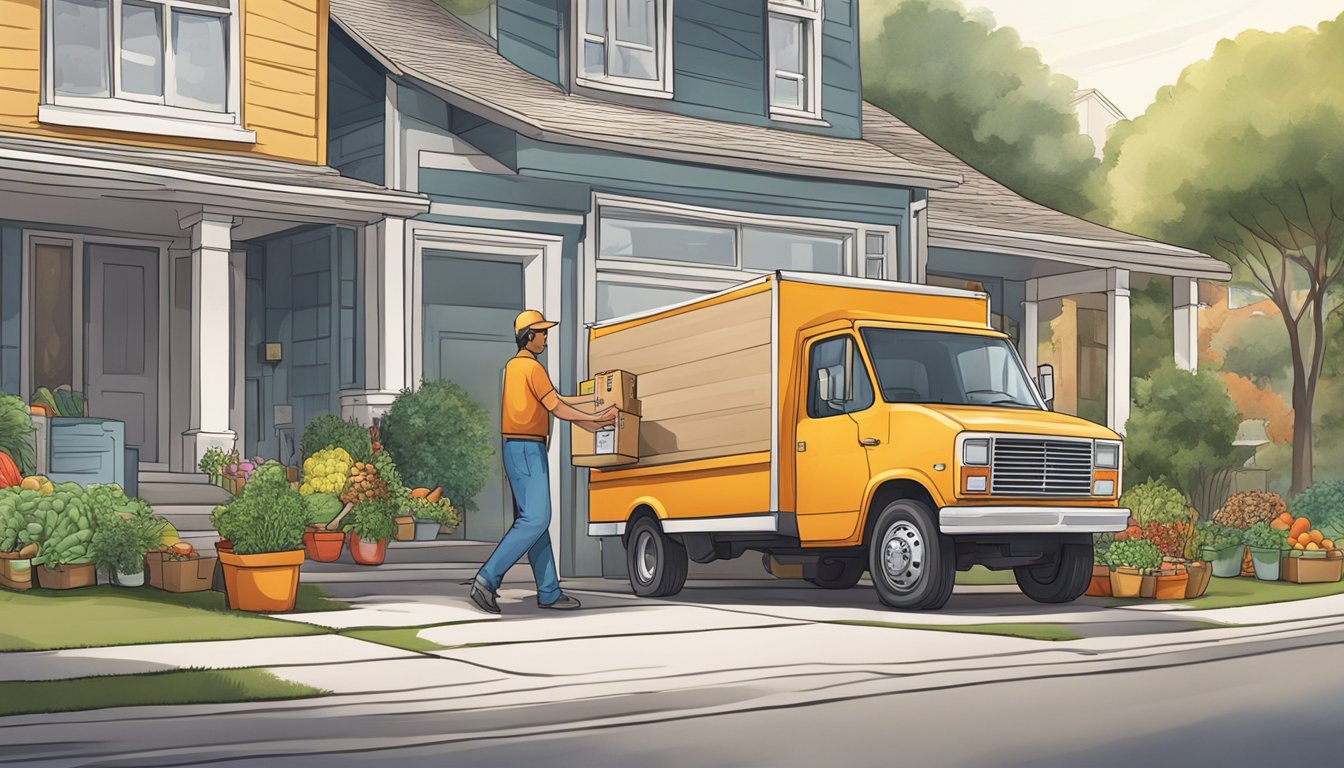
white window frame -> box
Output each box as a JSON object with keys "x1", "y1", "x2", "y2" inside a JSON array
[
  {"x1": 40, "y1": 0, "x2": 253, "y2": 143},
  {"x1": 574, "y1": 0, "x2": 674, "y2": 98},
  {"x1": 768, "y1": 0, "x2": 823, "y2": 122}
]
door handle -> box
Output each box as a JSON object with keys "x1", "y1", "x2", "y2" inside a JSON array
[
  {"x1": 860, "y1": 437, "x2": 881, "y2": 447},
  {"x1": 797, "y1": 441, "x2": 807, "y2": 452}
]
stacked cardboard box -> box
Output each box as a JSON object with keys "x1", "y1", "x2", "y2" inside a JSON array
[
  {"x1": 572, "y1": 370, "x2": 641, "y2": 468},
  {"x1": 146, "y1": 551, "x2": 217, "y2": 593}
]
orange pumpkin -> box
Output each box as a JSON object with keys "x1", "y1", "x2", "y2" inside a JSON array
[{"x1": 0, "y1": 451, "x2": 20, "y2": 488}]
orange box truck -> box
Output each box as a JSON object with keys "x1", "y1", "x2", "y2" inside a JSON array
[{"x1": 584, "y1": 272, "x2": 1126, "y2": 610}]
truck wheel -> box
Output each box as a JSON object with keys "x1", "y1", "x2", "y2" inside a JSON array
[
  {"x1": 626, "y1": 517, "x2": 688, "y2": 598},
  {"x1": 1014, "y1": 537, "x2": 1092, "y2": 604},
  {"x1": 868, "y1": 499, "x2": 955, "y2": 610},
  {"x1": 807, "y1": 557, "x2": 865, "y2": 589}
]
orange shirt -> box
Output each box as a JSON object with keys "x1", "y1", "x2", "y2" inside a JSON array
[{"x1": 501, "y1": 351, "x2": 559, "y2": 440}]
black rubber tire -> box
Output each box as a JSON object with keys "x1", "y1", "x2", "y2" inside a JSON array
[
  {"x1": 868, "y1": 499, "x2": 956, "y2": 610},
  {"x1": 1014, "y1": 535, "x2": 1093, "y2": 604},
  {"x1": 626, "y1": 517, "x2": 688, "y2": 598},
  {"x1": 806, "y1": 556, "x2": 866, "y2": 589}
]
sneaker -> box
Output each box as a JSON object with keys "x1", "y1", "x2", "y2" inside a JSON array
[
  {"x1": 538, "y1": 593, "x2": 581, "y2": 610},
  {"x1": 470, "y1": 580, "x2": 501, "y2": 615}
]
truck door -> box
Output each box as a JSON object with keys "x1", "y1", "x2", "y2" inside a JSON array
[{"x1": 794, "y1": 333, "x2": 876, "y2": 542}]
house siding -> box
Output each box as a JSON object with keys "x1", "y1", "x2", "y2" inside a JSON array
[
  {"x1": 328, "y1": 28, "x2": 385, "y2": 184},
  {"x1": 0, "y1": 222, "x2": 20, "y2": 396},
  {"x1": 0, "y1": 0, "x2": 328, "y2": 164},
  {"x1": 498, "y1": 0, "x2": 566, "y2": 87}
]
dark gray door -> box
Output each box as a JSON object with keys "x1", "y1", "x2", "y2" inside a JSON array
[
  {"x1": 422, "y1": 252, "x2": 526, "y2": 543},
  {"x1": 86, "y1": 244, "x2": 160, "y2": 463}
]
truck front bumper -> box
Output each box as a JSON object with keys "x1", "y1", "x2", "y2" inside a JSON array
[{"x1": 939, "y1": 506, "x2": 1129, "y2": 535}]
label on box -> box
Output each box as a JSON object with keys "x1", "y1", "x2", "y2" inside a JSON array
[
  {"x1": 579, "y1": 379, "x2": 595, "y2": 396},
  {"x1": 595, "y1": 428, "x2": 615, "y2": 454}
]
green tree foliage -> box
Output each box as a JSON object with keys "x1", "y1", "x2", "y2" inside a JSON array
[
  {"x1": 380, "y1": 380, "x2": 493, "y2": 512},
  {"x1": 861, "y1": 0, "x2": 1101, "y2": 216},
  {"x1": 1126, "y1": 362, "x2": 1246, "y2": 517},
  {"x1": 1217, "y1": 315, "x2": 1291, "y2": 388},
  {"x1": 1129, "y1": 277, "x2": 1175, "y2": 382},
  {"x1": 1106, "y1": 14, "x2": 1344, "y2": 494}
]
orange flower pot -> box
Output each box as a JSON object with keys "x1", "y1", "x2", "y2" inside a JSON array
[
  {"x1": 1184, "y1": 561, "x2": 1212, "y2": 598},
  {"x1": 1086, "y1": 564, "x2": 1112, "y2": 597},
  {"x1": 1155, "y1": 571, "x2": 1190, "y2": 600},
  {"x1": 1110, "y1": 567, "x2": 1143, "y2": 598},
  {"x1": 218, "y1": 550, "x2": 304, "y2": 612},
  {"x1": 303, "y1": 527, "x2": 345, "y2": 562},
  {"x1": 348, "y1": 533, "x2": 388, "y2": 566}
]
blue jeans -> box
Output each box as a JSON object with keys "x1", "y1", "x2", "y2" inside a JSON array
[{"x1": 476, "y1": 439, "x2": 562, "y2": 605}]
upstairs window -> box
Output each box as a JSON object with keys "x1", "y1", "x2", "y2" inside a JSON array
[
  {"x1": 768, "y1": 0, "x2": 822, "y2": 121},
  {"x1": 576, "y1": 0, "x2": 673, "y2": 97},
  {"x1": 44, "y1": 0, "x2": 248, "y2": 140}
]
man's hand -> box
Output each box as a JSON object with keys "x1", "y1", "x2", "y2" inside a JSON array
[
  {"x1": 594, "y1": 405, "x2": 618, "y2": 424},
  {"x1": 549, "y1": 400, "x2": 621, "y2": 425}
]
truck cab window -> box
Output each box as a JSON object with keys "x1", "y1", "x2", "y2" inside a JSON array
[{"x1": 806, "y1": 335, "x2": 874, "y2": 418}]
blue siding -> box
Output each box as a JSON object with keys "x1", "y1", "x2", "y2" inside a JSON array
[
  {"x1": 671, "y1": 0, "x2": 766, "y2": 123},
  {"x1": 328, "y1": 28, "x2": 386, "y2": 185},
  {"x1": 819, "y1": 0, "x2": 861, "y2": 137},
  {"x1": 0, "y1": 223, "x2": 20, "y2": 395},
  {"x1": 498, "y1": 0, "x2": 566, "y2": 87}
]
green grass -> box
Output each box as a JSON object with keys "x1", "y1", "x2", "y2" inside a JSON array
[
  {"x1": 1095, "y1": 575, "x2": 1344, "y2": 610},
  {"x1": 341, "y1": 626, "x2": 451, "y2": 653},
  {"x1": 0, "y1": 668, "x2": 326, "y2": 718},
  {"x1": 955, "y1": 566, "x2": 1018, "y2": 586},
  {"x1": 833, "y1": 619, "x2": 1083, "y2": 642},
  {"x1": 0, "y1": 585, "x2": 345, "y2": 653}
]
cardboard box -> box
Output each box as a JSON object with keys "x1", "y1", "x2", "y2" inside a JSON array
[
  {"x1": 35, "y1": 563, "x2": 96, "y2": 590},
  {"x1": 393, "y1": 515, "x2": 416, "y2": 542},
  {"x1": 146, "y1": 552, "x2": 218, "y2": 593},
  {"x1": 592, "y1": 370, "x2": 641, "y2": 416},
  {"x1": 0, "y1": 555, "x2": 33, "y2": 591},
  {"x1": 1282, "y1": 550, "x2": 1343, "y2": 584},
  {"x1": 572, "y1": 409, "x2": 640, "y2": 468}
]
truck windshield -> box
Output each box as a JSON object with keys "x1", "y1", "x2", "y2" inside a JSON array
[{"x1": 860, "y1": 328, "x2": 1042, "y2": 409}]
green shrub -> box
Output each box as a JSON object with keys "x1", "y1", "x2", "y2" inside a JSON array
[
  {"x1": 301, "y1": 414, "x2": 372, "y2": 463},
  {"x1": 1289, "y1": 481, "x2": 1344, "y2": 540},
  {"x1": 381, "y1": 380, "x2": 493, "y2": 512},
  {"x1": 1195, "y1": 520, "x2": 1243, "y2": 551},
  {"x1": 1104, "y1": 539, "x2": 1162, "y2": 571},
  {"x1": 302, "y1": 493, "x2": 345, "y2": 526},
  {"x1": 347, "y1": 498, "x2": 397, "y2": 542},
  {"x1": 1244, "y1": 521, "x2": 1288, "y2": 551},
  {"x1": 213, "y1": 472, "x2": 307, "y2": 556},
  {"x1": 1120, "y1": 481, "x2": 1191, "y2": 526},
  {"x1": 92, "y1": 514, "x2": 164, "y2": 576},
  {"x1": 0, "y1": 393, "x2": 35, "y2": 476}
]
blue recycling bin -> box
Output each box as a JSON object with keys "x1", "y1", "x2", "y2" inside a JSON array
[{"x1": 46, "y1": 418, "x2": 125, "y2": 488}]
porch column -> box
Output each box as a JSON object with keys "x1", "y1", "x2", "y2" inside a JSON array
[
  {"x1": 1173, "y1": 276, "x2": 1199, "y2": 370},
  {"x1": 1022, "y1": 278, "x2": 1040, "y2": 375},
  {"x1": 180, "y1": 211, "x2": 238, "y2": 463},
  {"x1": 1106, "y1": 268, "x2": 1131, "y2": 435},
  {"x1": 340, "y1": 217, "x2": 408, "y2": 424}
]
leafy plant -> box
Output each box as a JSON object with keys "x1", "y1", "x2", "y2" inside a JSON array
[
  {"x1": 198, "y1": 446, "x2": 228, "y2": 478},
  {"x1": 92, "y1": 514, "x2": 164, "y2": 576},
  {"x1": 381, "y1": 380, "x2": 493, "y2": 512},
  {"x1": 1103, "y1": 539, "x2": 1163, "y2": 572},
  {"x1": 371, "y1": 449, "x2": 408, "y2": 503},
  {"x1": 212, "y1": 468, "x2": 307, "y2": 555},
  {"x1": 1121, "y1": 481, "x2": 1191, "y2": 526},
  {"x1": 1289, "y1": 481, "x2": 1344, "y2": 541},
  {"x1": 0, "y1": 393, "x2": 36, "y2": 477},
  {"x1": 302, "y1": 493, "x2": 345, "y2": 526},
  {"x1": 346, "y1": 498, "x2": 397, "y2": 542},
  {"x1": 1195, "y1": 521, "x2": 1243, "y2": 552},
  {"x1": 28, "y1": 483, "x2": 94, "y2": 568},
  {"x1": 301, "y1": 414, "x2": 372, "y2": 463},
  {"x1": 405, "y1": 495, "x2": 461, "y2": 528},
  {"x1": 1243, "y1": 521, "x2": 1289, "y2": 551},
  {"x1": 84, "y1": 484, "x2": 152, "y2": 522}
]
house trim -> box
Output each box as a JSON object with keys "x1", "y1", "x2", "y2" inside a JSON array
[
  {"x1": 37, "y1": 105, "x2": 258, "y2": 144},
  {"x1": 572, "y1": 0, "x2": 676, "y2": 99},
  {"x1": 767, "y1": 0, "x2": 824, "y2": 122}
]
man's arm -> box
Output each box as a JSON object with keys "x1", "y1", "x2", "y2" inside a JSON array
[
  {"x1": 549, "y1": 400, "x2": 617, "y2": 424},
  {"x1": 556, "y1": 394, "x2": 594, "y2": 407}
]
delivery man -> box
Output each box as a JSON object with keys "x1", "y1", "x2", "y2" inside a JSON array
[{"x1": 470, "y1": 310, "x2": 617, "y2": 614}]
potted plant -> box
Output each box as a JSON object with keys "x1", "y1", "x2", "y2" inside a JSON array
[
  {"x1": 92, "y1": 512, "x2": 165, "y2": 587},
  {"x1": 1085, "y1": 533, "x2": 1112, "y2": 597},
  {"x1": 1154, "y1": 559, "x2": 1190, "y2": 600},
  {"x1": 199, "y1": 446, "x2": 227, "y2": 487},
  {"x1": 1244, "y1": 522, "x2": 1288, "y2": 581},
  {"x1": 1105, "y1": 539, "x2": 1162, "y2": 598},
  {"x1": 0, "y1": 491, "x2": 39, "y2": 590},
  {"x1": 301, "y1": 493, "x2": 346, "y2": 562},
  {"x1": 1197, "y1": 521, "x2": 1243, "y2": 578},
  {"x1": 347, "y1": 498, "x2": 397, "y2": 566},
  {"x1": 30, "y1": 482, "x2": 97, "y2": 590},
  {"x1": 406, "y1": 495, "x2": 460, "y2": 541},
  {"x1": 212, "y1": 462, "x2": 308, "y2": 612}
]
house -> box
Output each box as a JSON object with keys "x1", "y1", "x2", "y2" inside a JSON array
[
  {"x1": 0, "y1": 0, "x2": 1229, "y2": 579},
  {"x1": 1071, "y1": 88, "x2": 1126, "y2": 159}
]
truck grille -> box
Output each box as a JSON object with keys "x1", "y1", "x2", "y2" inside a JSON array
[{"x1": 991, "y1": 438, "x2": 1093, "y2": 497}]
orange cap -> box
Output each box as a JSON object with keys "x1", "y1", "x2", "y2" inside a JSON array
[{"x1": 513, "y1": 309, "x2": 558, "y2": 336}]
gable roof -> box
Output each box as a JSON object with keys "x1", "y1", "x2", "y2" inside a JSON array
[
  {"x1": 330, "y1": 0, "x2": 962, "y2": 189},
  {"x1": 860, "y1": 104, "x2": 1231, "y2": 280}
]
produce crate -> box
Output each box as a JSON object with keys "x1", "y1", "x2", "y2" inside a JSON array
[
  {"x1": 0, "y1": 555, "x2": 33, "y2": 591},
  {"x1": 1282, "y1": 551, "x2": 1344, "y2": 584},
  {"x1": 35, "y1": 563, "x2": 96, "y2": 590},
  {"x1": 146, "y1": 552, "x2": 217, "y2": 593}
]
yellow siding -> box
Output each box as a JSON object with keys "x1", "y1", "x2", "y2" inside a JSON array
[{"x1": 0, "y1": 0, "x2": 328, "y2": 165}]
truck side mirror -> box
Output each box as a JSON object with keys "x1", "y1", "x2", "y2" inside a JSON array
[
  {"x1": 1037, "y1": 364, "x2": 1055, "y2": 409},
  {"x1": 816, "y1": 367, "x2": 849, "y2": 406}
]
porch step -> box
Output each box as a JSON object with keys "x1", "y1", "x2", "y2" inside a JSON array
[
  {"x1": 138, "y1": 471, "x2": 210, "y2": 485},
  {"x1": 154, "y1": 506, "x2": 218, "y2": 533},
  {"x1": 138, "y1": 483, "x2": 232, "y2": 506}
]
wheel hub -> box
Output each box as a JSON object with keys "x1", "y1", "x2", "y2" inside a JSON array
[
  {"x1": 635, "y1": 531, "x2": 657, "y2": 584},
  {"x1": 881, "y1": 523, "x2": 924, "y2": 590}
]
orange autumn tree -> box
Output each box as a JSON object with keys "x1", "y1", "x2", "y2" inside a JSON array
[{"x1": 1220, "y1": 372, "x2": 1294, "y2": 444}]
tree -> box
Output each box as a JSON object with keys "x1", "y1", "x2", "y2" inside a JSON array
[
  {"x1": 1129, "y1": 277, "x2": 1175, "y2": 383},
  {"x1": 1126, "y1": 362, "x2": 1246, "y2": 518},
  {"x1": 1106, "y1": 14, "x2": 1344, "y2": 494},
  {"x1": 860, "y1": 0, "x2": 1102, "y2": 217}
]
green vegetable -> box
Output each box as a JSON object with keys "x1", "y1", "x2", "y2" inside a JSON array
[
  {"x1": 302, "y1": 493, "x2": 345, "y2": 526},
  {"x1": 346, "y1": 498, "x2": 397, "y2": 542},
  {"x1": 1104, "y1": 539, "x2": 1163, "y2": 571},
  {"x1": 1195, "y1": 520, "x2": 1243, "y2": 551},
  {"x1": 0, "y1": 393, "x2": 36, "y2": 476},
  {"x1": 300, "y1": 414, "x2": 372, "y2": 463},
  {"x1": 1244, "y1": 521, "x2": 1288, "y2": 550},
  {"x1": 1120, "y1": 481, "x2": 1191, "y2": 526}
]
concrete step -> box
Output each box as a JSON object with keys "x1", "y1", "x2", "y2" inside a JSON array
[
  {"x1": 138, "y1": 482, "x2": 232, "y2": 506},
  {"x1": 154, "y1": 506, "x2": 219, "y2": 533},
  {"x1": 138, "y1": 471, "x2": 209, "y2": 485}
]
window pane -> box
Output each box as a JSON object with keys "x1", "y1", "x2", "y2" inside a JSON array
[
  {"x1": 772, "y1": 75, "x2": 802, "y2": 109},
  {"x1": 53, "y1": 0, "x2": 110, "y2": 97},
  {"x1": 33, "y1": 244, "x2": 74, "y2": 391},
  {"x1": 171, "y1": 11, "x2": 228, "y2": 111},
  {"x1": 769, "y1": 15, "x2": 804, "y2": 73},
  {"x1": 586, "y1": 0, "x2": 606, "y2": 35},
  {"x1": 600, "y1": 214, "x2": 736, "y2": 266},
  {"x1": 582, "y1": 40, "x2": 606, "y2": 77},
  {"x1": 615, "y1": 0, "x2": 655, "y2": 46},
  {"x1": 865, "y1": 232, "x2": 886, "y2": 256},
  {"x1": 611, "y1": 44, "x2": 656, "y2": 80},
  {"x1": 742, "y1": 227, "x2": 844, "y2": 273},
  {"x1": 121, "y1": 2, "x2": 164, "y2": 97},
  {"x1": 596, "y1": 282, "x2": 707, "y2": 322}
]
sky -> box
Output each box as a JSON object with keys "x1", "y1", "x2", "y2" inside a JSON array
[{"x1": 864, "y1": 0, "x2": 1343, "y2": 118}]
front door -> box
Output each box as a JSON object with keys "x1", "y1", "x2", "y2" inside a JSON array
[
  {"x1": 422, "y1": 251, "x2": 527, "y2": 543},
  {"x1": 794, "y1": 332, "x2": 874, "y2": 542},
  {"x1": 86, "y1": 244, "x2": 160, "y2": 463}
]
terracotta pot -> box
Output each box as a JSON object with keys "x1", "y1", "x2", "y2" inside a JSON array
[
  {"x1": 1155, "y1": 571, "x2": 1190, "y2": 600},
  {"x1": 349, "y1": 533, "x2": 388, "y2": 566},
  {"x1": 1139, "y1": 573, "x2": 1157, "y2": 598},
  {"x1": 1240, "y1": 545, "x2": 1256, "y2": 577},
  {"x1": 1110, "y1": 566, "x2": 1143, "y2": 598},
  {"x1": 1185, "y1": 561, "x2": 1212, "y2": 598},
  {"x1": 218, "y1": 550, "x2": 304, "y2": 612},
  {"x1": 303, "y1": 526, "x2": 346, "y2": 562},
  {"x1": 1085, "y1": 564, "x2": 1112, "y2": 597}
]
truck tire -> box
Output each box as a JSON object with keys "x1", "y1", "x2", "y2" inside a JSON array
[
  {"x1": 626, "y1": 517, "x2": 688, "y2": 598},
  {"x1": 868, "y1": 499, "x2": 955, "y2": 610},
  {"x1": 1014, "y1": 537, "x2": 1093, "y2": 604},
  {"x1": 807, "y1": 557, "x2": 865, "y2": 589}
]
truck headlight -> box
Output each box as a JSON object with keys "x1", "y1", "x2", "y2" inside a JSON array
[
  {"x1": 963, "y1": 438, "x2": 990, "y2": 466},
  {"x1": 1094, "y1": 441, "x2": 1120, "y2": 469}
]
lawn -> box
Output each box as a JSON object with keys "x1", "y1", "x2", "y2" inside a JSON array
[
  {"x1": 0, "y1": 586, "x2": 345, "y2": 652},
  {"x1": 341, "y1": 626, "x2": 452, "y2": 653},
  {"x1": 955, "y1": 566, "x2": 1017, "y2": 586},
  {"x1": 0, "y1": 669, "x2": 326, "y2": 718},
  {"x1": 1094, "y1": 575, "x2": 1344, "y2": 610},
  {"x1": 833, "y1": 619, "x2": 1082, "y2": 642}
]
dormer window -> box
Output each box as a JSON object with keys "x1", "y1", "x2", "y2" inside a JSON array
[
  {"x1": 575, "y1": 0, "x2": 673, "y2": 98},
  {"x1": 768, "y1": 0, "x2": 823, "y2": 122}
]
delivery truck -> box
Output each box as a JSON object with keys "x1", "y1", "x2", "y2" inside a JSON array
[{"x1": 582, "y1": 271, "x2": 1127, "y2": 611}]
